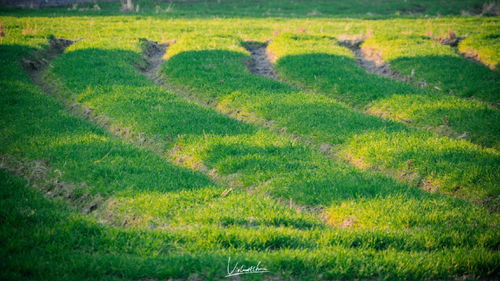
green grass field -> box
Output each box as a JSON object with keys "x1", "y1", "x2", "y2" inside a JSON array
[{"x1": 1, "y1": 1, "x2": 499, "y2": 280}]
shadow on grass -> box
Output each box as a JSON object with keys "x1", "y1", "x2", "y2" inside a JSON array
[
  {"x1": 164, "y1": 48, "x2": 500, "y2": 207},
  {"x1": 165, "y1": 50, "x2": 409, "y2": 143},
  {"x1": 2, "y1": 44, "x2": 500, "y2": 280},
  {"x1": 52, "y1": 48, "x2": 257, "y2": 138},
  {"x1": 275, "y1": 53, "x2": 420, "y2": 107},
  {"x1": 0, "y1": 170, "x2": 278, "y2": 280},
  {"x1": 390, "y1": 55, "x2": 500, "y2": 103},
  {"x1": 1, "y1": 44, "x2": 217, "y2": 197},
  {"x1": 274, "y1": 53, "x2": 500, "y2": 149}
]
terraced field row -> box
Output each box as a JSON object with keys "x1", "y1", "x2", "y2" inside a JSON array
[{"x1": 1, "y1": 14, "x2": 499, "y2": 280}]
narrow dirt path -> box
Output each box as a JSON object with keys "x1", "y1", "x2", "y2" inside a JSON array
[
  {"x1": 338, "y1": 39, "x2": 408, "y2": 82},
  {"x1": 23, "y1": 37, "x2": 78, "y2": 84},
  {"x1": 17, "y1": 37, "x2": 112, "y2": 214},
  {"x1": 434, "y1": 35, "x2": 488, "y2": 67},
  {"x1": 242, "y1": 41, "x2": 277, "y2": 79},
  {"x1": 138, "y1": 38, "x2": 169, "y2": 83}
]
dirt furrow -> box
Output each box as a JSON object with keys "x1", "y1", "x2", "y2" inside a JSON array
[
  {"x1": 338, "y1": 39, "x2": 409, "y2": 82},
  {"x1": 23, "y1": 37, "x2": 79, "y2": 89},
  {"x1": 434, "y1": 35, "x2": 491, "y2": 69},
  {"x1": 242, "y1": 41, "x2": 277, "y2": 79},
  {"x1": 138, "y1": 38, "x2": 170, "y2": 83}
]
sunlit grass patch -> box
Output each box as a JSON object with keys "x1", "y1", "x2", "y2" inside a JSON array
[
  {"x1": 364, "y1": 34, "x2": 456, "y2": 60},
  {"x1": 340, "y1": 129, "x2": 500, "y2": 204},
  {"x1": 326, "y1": 195, "x2": 499, "y2": 248},
  {"x1": 166, "y1": 32, "x2": 247, "y2": 58},
  {"x1": 268, "y1": 33, "x2": 354, "y2": 58}
]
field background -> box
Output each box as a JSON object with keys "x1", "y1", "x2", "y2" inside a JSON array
[{"x1": 0, "y1": 1, "x2": 499, "y2": 280}]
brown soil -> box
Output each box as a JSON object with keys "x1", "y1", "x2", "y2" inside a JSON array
[
  {"x1": 338, "y1": 39, "x2": 407, "y2": 82},
  {"x1": 23, "y1": 37, "x2": 78, "y2": 73},
  {"x1": 138, "y1": 38, "x2": 170, "y2": 83},
  {"x1": 241, "y1": 41, "x2": 277, "y2": 79},
  {"x1": 433, "y1": 36, "x2": 464, "y2": 48}
]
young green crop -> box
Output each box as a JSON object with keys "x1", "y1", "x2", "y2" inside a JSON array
[
  {"x1": 163, "y1": 33, "x2": 500, "y2": 207},
  {"x1": 268, "y1": 33, "x2": 500, "y2": 149},
  {"x1": 363, "y1": 34, "x2": 500, "y2": 103},
  {"x1": 1, "y1": 2, "x2": 499, "y2": 279},
  {"x1": 2, "y1": 37, "x2": 499, "y2": 281},
  {"x1": 0, "y1": 0, "x2": 494, "y2": 18}
]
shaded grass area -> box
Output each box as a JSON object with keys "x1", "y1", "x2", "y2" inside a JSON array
[
  {"x1": 268, "y1": 33, "x2": 500, "y2": 149},
  {"x1": 1, "y1": 40, "x2": 500, "y2": 281},
  {"x1": 163, "y1": 33, "x2": 500, "y2": 207},
  {"x1": 268, "y1": 33, "x2": 419, "y2": 106},
  {"x1": 363, "y1": 34, "x2": 500, "y2": 104},
  {"x1": 0, "y1": 0, "x2": 494, "y2": 18}
]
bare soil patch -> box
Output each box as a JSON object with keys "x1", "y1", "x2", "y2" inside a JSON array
[
  {"x1": 138, "y1": 38, "x2": 171, "y2": 83},
  {"x1": 23, "y1": 37, "x2": 78, "y2": 73},
  {"x1": 241, "y1": 41, "x2": 277, "y2": 79},
  {"x1": 338, "y1": 38, "x2": 407, "y2": 82}
]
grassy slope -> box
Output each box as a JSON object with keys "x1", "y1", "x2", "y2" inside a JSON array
[
  {"x1": 2, "y1": 28, "x2": 499, "y2": 281},
  {"x1": 49, "y1": 38, "x2": 405, "y2": 208},
  {"x1": 268, "y1": 33, "x2": 500, "y2": 149},
  {"x1": 0, "y1": 39, "x2": 327, "y2": 280},
  {"x1": 2, "y1": 32, "x2": 499, "y2": 281},
  {"x1": 0, "y1": 2, "x2": 499, "y2": 279},
  {"x1": 163, "y1": 33, "x2": 500, "y2": 206},
  {"x1": 0, "y1": 170, "x2": 235, "y2": 281},
  {"x1": 362, "y1": 34, "x2": 499, "y2": 103},
  {"x1": 3, "y1": 169, "x2": 498, "y2": 281}
]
